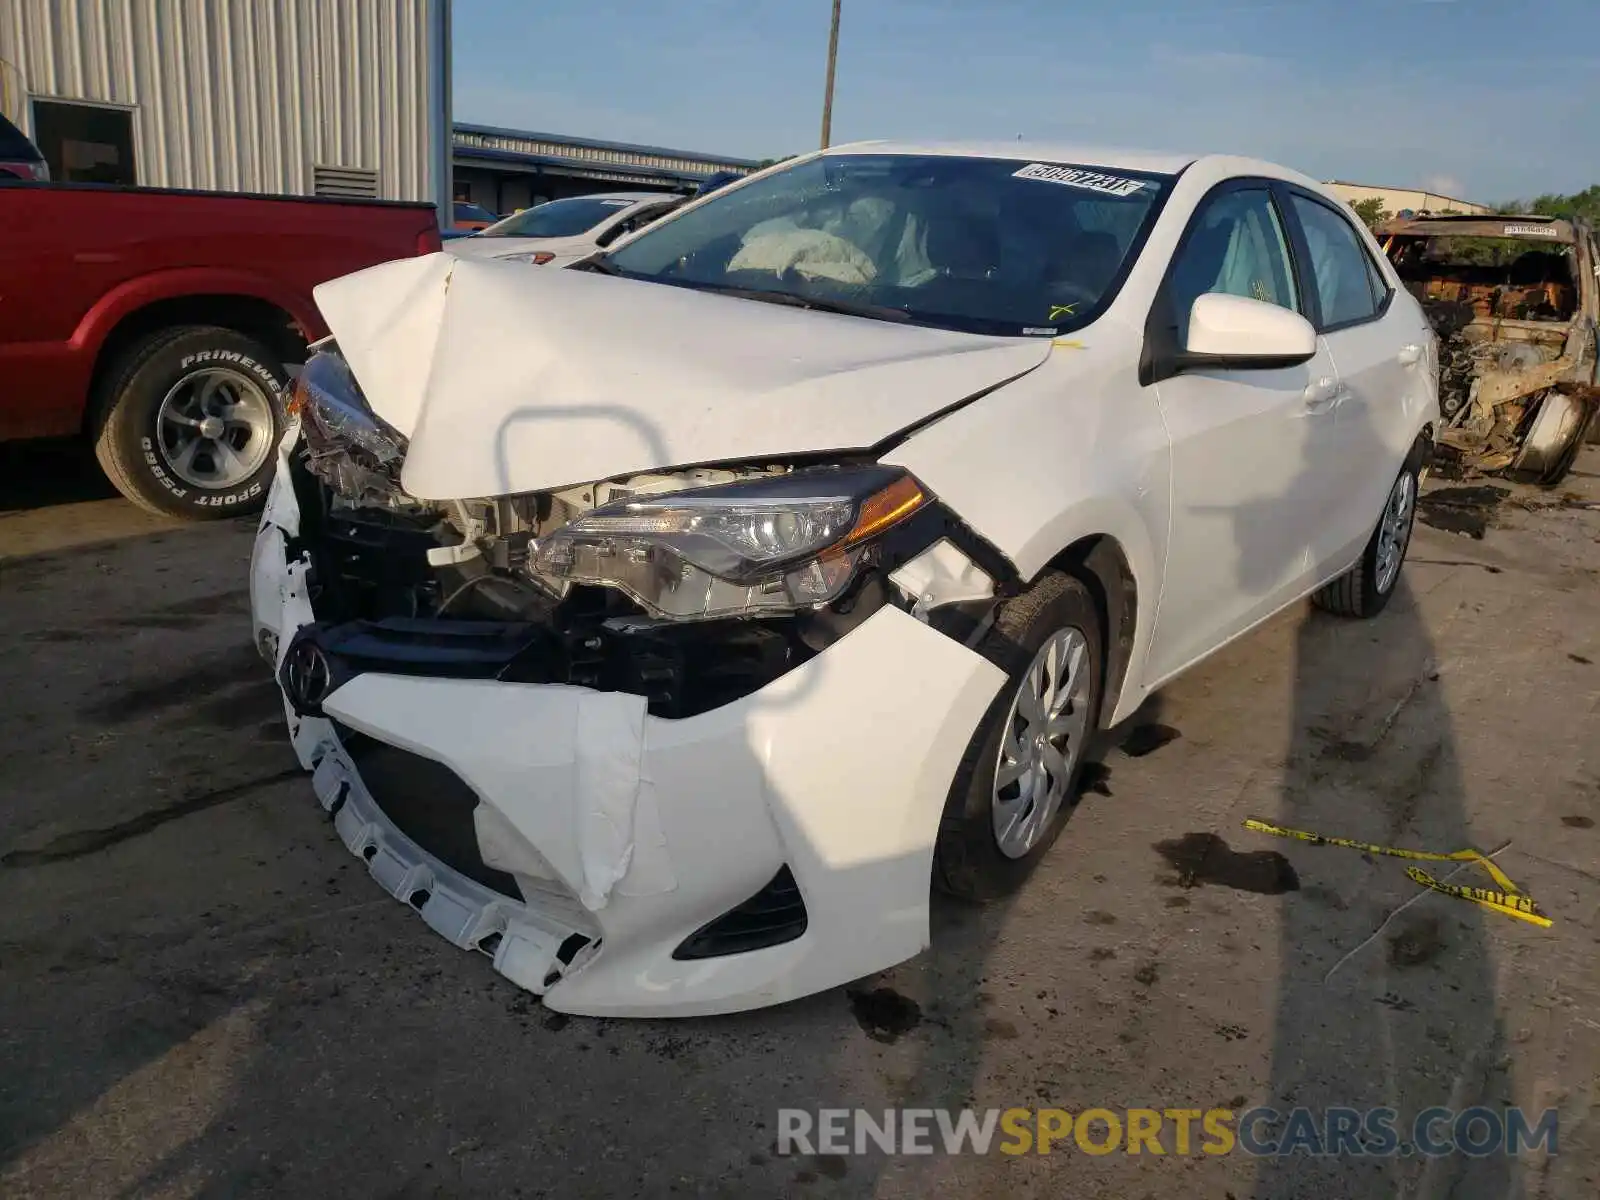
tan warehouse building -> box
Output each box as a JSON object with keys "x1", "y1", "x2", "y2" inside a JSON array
[{"x1": 1324, "y1": 179, "x2": 1490, "y2": 217}]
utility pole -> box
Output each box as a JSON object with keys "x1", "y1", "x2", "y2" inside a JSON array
[{"x1": 820, "y1": 0, "x2": 842, "y2": 149}]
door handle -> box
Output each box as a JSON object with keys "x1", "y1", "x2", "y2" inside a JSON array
[
  {"x1": 1397, "y1": 343, "x2": 1422, "y2": 366},
  {"x1": 1302, "y1": 376, "x2": 1340, "y2": 409}
]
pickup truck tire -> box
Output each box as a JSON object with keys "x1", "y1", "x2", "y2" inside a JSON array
[{"x1": 92, "y1": 326, "x2": 288, "y2": 519}]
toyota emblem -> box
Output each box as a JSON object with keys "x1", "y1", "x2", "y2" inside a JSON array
[{"x1": 283, "y1": 638, "x2": 333, "y2": 715}]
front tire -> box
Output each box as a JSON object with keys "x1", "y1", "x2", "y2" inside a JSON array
[
  {"x1": 934, "y1": 570, "x2": 1105, "y2": 902},
  {"x1": 1311, "y1": 446, "x2": 1422, "y2": 619},
  {"x1": 92, "y1": 326, "x2": 288, "y2": 520}
]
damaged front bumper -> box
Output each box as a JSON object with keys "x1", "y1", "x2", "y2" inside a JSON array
[{"x1": 250, "y1": 434, "x2": 1007, "y2": 1017}]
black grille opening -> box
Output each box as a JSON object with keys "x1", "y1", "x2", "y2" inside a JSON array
[
  {"x1": 334, "y1": 724, "x2": 523, "y2": 902},
  {"x1": 672, "y1": 866, "x2": 809, "y2": 961}
]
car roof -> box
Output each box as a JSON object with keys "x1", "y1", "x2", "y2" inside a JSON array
[
  {"x1": 552, "y1": 191, "x2": 678, "y2": 204},
  {"x1": 822, "y1": 139, "x2": 1199, "y2": 176},
  {"x1": 816, "y1": 141, "x2": 1340, "y2": 198}
]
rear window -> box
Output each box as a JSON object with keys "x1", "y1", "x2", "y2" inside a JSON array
[
  {"x1": 481, "y1": 197, "x2": 635, "y2": 239},
  {"x1": 0, "y1": 113, "x2": 42, "y2": 162}
]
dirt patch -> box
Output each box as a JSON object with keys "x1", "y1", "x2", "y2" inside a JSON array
[
  {"x1": 84, "y1": 643, "x2": 263, "y2": 724},
  {"x1": 1120, "y1": 724, "x2": 1182, "y2": 758},
  {"x1": 1081, "y1": 762, "x2": 1113, "y2": 796},
  {"x1": 1, "y1": 768, "x2": 299, "y2": 867},
  {"x1": 1387, "y1": 915, "x2": 1447, "y2": 968},
  {"x1": 1154, "y1": 833, "x2": 1300, "y2": 894},
  {"x1": 847, "y1": 987, "x2": 921, "y2": 1044},
  {"x1": 1417, "y1": 485, "x2": 1510, "y2": 539}
]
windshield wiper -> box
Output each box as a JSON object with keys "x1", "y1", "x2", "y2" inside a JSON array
[{"x1": 696, "y1": 284, "x2": 912, "y2": 323}]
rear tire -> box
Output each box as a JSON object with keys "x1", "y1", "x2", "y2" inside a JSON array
[
  {"x1": 1311, "y1": 442, "x2": 1423, "y2": 619},
  {"x1": 92, "y1": 326, "x2": 288, "y2": 520},
  {"x1": 934, "y1": 570, "x2": 1105, "y2": 902}
]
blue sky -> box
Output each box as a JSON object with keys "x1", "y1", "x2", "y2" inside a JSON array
[{"x1": 451, "y1": 0, "x2": 1599, "y2": 204}]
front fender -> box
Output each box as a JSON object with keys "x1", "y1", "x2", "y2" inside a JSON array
[{"x1": 883, "y1": 343, "x2": 1171, "y2": 725}]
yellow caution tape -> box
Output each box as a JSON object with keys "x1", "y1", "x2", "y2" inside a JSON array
[{"x1": 1243, "y1": 818, "x2": 1553, "y2": 928}]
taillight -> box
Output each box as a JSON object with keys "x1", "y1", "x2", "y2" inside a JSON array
[{"x1": 0, "y1": 160, "x2": 48, "y2": 181}]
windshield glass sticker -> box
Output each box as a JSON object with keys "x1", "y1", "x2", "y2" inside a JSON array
[
  {"x1": 1502, "y1": 224, "x2": 1560, "y2": 238},
  {"x1": 1022, "y1": 326, "x2": 1058, "y2": 336},
  {"x1": 1013, "y1": 163, "x2": 1148, "y2": 197},
  {"x1": 601, "y1": 199, "x2": 632, "y2": 207},
  {"x1": 1048, "y1": 303, "x2": 1077, "y2": 321}
]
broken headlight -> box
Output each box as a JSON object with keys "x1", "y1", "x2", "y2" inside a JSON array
[
  {"x1": 287, "y1": 348, "x2": 405, "y2": 464},
  {"x1": 527, "y1": 466, "x2": 928, "y2": 619}
]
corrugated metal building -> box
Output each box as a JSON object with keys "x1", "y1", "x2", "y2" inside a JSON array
[{"x1": 0, "y1": 0, "x2": 451, "y2": 208}]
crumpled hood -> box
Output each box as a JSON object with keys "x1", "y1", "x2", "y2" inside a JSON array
[{"x1": 311, "y1": 252, "x2": 1053, "y2": 500}]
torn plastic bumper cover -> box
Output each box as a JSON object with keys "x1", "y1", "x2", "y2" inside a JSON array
[{"x1": 252, "y1": 445, "x2": 1008, "y2": 1017}]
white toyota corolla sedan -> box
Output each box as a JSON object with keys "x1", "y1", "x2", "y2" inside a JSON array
[{"x1": 252, "y1": 142, "x2": 1439, "y2": 1017}]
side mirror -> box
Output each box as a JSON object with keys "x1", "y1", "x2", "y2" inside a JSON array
[{"x1": 1182, "y1": 293, "x2": 1317, "y2": 367}]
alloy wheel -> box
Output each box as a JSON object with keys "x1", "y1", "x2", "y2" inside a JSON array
[
  {"x1": 992, "y1": 626, "x2": 1093, "y2": 859},
  {"x1": 1375, "y1": 470, "x2": 1416, "y2": 595},
  {"x1": 155, "y1": 368, "x2": 275, "y2": 489}
]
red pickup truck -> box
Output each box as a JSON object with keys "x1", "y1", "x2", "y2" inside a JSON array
[{"x1": 0, "y1": 182, "x2": 440, "y2": 517}]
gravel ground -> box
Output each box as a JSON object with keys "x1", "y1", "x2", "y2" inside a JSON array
[{"x1": 1, "y1": 441, "x2": 1597, "y2": 1199}]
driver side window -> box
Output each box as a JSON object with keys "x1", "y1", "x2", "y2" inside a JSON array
[{"x1": 1169, "y1": 188, "x2": 1300, "y2": 343}]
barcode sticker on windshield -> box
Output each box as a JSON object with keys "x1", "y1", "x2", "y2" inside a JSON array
[
  {"x1": 1502, "y1": 224, "x2": 1560, "y2": 237},
  {"x1": 1013, "y1": 163, "x2": 1147, "y2": 197}
]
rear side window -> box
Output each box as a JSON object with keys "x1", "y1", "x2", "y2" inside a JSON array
[
  {"x1": 1167, "y1": 187, "x2": 1300, "y2": 343},
  {"x1": 1290, "y1": 195, "x2": 1384, "y2": 328}
]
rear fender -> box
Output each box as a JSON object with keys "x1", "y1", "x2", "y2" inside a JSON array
[{"x1": 73, "y1": 267, "x2": 324, "y2": 359}]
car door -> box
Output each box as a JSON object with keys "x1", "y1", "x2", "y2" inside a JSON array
[
  {"x1": 1281, "y1": 188, "x2": 1421, "y2": 575},
  {"x1": 1143, "y1": 182, "x2": 1344, "y2": 684}
]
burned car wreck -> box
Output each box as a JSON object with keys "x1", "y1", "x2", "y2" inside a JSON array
[{"x1": 1379, "y1": 213, "x2": 1600, "y2": 482}]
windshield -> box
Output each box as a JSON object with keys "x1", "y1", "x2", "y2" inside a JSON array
[
  {"x1": 482, "y1": 197, "x2": 635, "y2": 239},
  {"x1": 604, "y1": 153, "x2": 1173, "y2": 335}
]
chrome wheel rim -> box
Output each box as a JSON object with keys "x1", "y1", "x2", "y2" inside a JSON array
[
  {"x1": 1375, "y1": 470, "x2": 1416, "y2": 595},
  {"x1": 155, "y1": 368, "x2": 275, "y2": 489},
  {"x1": 992, "y1": 626, "x2": 1093, "y2": 859}
]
